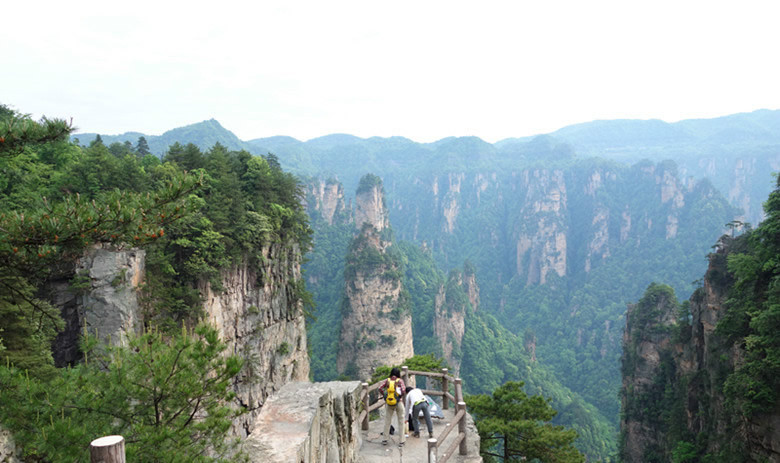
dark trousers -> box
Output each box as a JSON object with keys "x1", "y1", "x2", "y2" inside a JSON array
[{"x1": 411, "y1": 401, "x2": 433, "y2": 434}]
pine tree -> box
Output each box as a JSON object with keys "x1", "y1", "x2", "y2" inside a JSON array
[
  {"x1": 136, "y1": 135, "x2": 151, "y2": 156},
  {"x1": 0, "y1": 109, "x2": 201, "y2": 376},
  {"x1": 467, "y1": 381, "x2": 585, "y2": 462},
  {"x1": 0, "y1": 324, "x2": 245, "y2": 462}
]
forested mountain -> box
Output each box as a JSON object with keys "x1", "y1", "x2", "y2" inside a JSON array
[
  {"x1": 303, "y1": 179, "x2": 616, "y2": 458},
  {"x1": 74, "y1": 119, "x2": 256, "y2": 155},
  {"x1": 500, "y1": 110, "x2": 780, "y2": 224},
  {"x1": 303, "y1": 163, "x2": 738, "y2": 461},
  {"x1": 1, "y1": 105, "x2": 312, "y2": 461},
  {"x1": 621, "y1": 176, "x2": 780, "y2": 462},
  {"x1": 69, "y1": 109, "x2": 779, "y2": 461},
  {"x1": 75, "y1": 110, "x2": 780, "y2": 225},
  {"x1": 251, "y1": 109, "x2": 778, "y2": 224}
]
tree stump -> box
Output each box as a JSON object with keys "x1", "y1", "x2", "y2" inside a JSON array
[{"x1": 90, "y1": 435, "x2": 125, "y2": 463}]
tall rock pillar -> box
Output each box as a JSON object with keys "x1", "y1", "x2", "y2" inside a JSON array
[{"x1": 337, "y1": 175, "x2": 414, "y2": 379}]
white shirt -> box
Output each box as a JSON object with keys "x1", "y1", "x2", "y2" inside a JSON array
[{"x1": 405, "y1": 388, "x2": 426, "y2": 415}]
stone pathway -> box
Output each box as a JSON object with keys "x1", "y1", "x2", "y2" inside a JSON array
[{"x1": 357, "y1": 405, "x2": 482, "y2": 462}]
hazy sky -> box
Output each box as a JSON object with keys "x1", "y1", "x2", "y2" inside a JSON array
[{"x1": 3, "y1": 0, "x2": 779, "y2": 143}]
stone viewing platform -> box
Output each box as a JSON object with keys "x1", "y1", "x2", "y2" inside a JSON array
[
  {"x1": 245, "y1": 368, "x2": 483, "y2": 462},
  {"x1": 68, "y1": 371, "x2": 482, "y2": 462}
]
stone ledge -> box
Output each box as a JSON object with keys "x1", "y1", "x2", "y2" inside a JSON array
[{"x1": 244, "y1": 381, "x2": 362, "y2": 463}]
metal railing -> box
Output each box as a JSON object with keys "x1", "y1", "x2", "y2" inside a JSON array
[{"x1": 358, "y1": 366, "x2": 469, "y2": 463}]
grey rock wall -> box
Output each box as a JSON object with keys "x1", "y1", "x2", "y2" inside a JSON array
[
  {"x1": 77, "y1": 245, "x2": 145, "y2": 347},
  {"x1": 49, "y1": 242, "x2": 310, "y2": 440},
  {"x1": 201, "y1": 244, "x2": 310, "y2": 437},
  {"x1": 0, "y1": 425, "x2": 19, "y2": 463},
  {"x1": 338, "y1": 179, "x2": 414, "y2": 379},
  {"x1": 52, "y1": 244, "x2": 145, "y2": 366}
]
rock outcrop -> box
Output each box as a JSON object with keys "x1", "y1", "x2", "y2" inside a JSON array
[
  {"x1": 621, "y1": 244, "x2": 780, "y2": 462},
  {"x1": 0, "y1": 425, "x2": 19, "y2": 463},
  {"x1": 513, "y1": 169, "x2": 568, "y2": 285},
  {"x1": 49, "y1": 242, "x2": 310, "y2": 439},
  {"x1": 338, "y1": 175, "x2": 414, "y2": 379},
  {"x1": 433, "y1": 266, "x2": 479, "y2": 374},
  {"x1": 620, "y1": 284, "x2": 679, "y2": 462},
  {"x1": 244, "y1": 381, "x2": 362, "y2": 463},
  {"x1": 201, "y1": 244, "x2": 310, "y2": 437},
  {"x1": 308, "y1": 178, "x2": 350, "y2": 226},
  {"x1": 52, "y1": 244, "x2": 146, "y2": 366},
  {"x1": 354, "y1": 176, "x2": 389, "y2": 233}
]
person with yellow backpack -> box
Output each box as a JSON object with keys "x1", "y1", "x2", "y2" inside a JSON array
[{"x1": 378, "y1": 367, "x2": 407, "y2": 447}]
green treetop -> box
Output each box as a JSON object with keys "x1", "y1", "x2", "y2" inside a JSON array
[{"x1": 467, "y1": 381, "x2": 585, "y2": 463}]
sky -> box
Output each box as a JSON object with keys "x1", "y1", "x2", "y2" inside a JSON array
[{"x1": 3, "y1": 0, "x2": 780, "y2": 143}]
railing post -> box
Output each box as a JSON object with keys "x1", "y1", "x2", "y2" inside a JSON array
[
  {"x1": 454, "y1": 378, "x2": 463, "y2": 403},
  {"x1": 90, "y1": 435, "x2": 125, "y2": 463},
  {"x1": 458, "y1": 401, "x2": 467, "y2": 455},
  {"x1": 361, "y1": 382, "x2": 370, "y2": 431},
  {"x1": 401, "y1": 365, "x2": 410, "y2": 387},
  {"x1": 441, "y1": 368, "x2": 449, "y2": 410},
  {"x1": 428, "y1": 438, "x2": 438, "y2": 463}
]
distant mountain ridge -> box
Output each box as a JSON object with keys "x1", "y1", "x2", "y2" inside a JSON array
[
  {"x1": 73, "y1": 119, "x2": 257, "y2": 155},
  {"x1": 75, "y1": 109, "x2": 780, "y2": 159},
  {"x1": 74, "y1": 109, "x2": 780, "y2": 223}
]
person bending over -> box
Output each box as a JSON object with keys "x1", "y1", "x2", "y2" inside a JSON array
[{"x1": 405, "y1": 386, "x2": 433, "y2": 438}]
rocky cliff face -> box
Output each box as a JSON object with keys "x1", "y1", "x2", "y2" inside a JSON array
[
  {"x1": 511, "y1": 169, "x2": 568, "y2": 285},
  {"x1": 433, "y1": 267, "x2": 479, "y2": 374},
  {"x1": 621, "y1": 245, "x2": 780, "y2": 462},
  {"x1": 620, "y1": 285, "x2": 679, "y2": 462},
  {"x1": 50, "y1": 242, "x2": 310, "y2": 438},
  {"x1": 200, "y1": 244, "x2": 310, "y2": 437},
  {"x1": 337, "y1": 177, "x2": 414, "y2": 379},
  {"x1": 354, "y1": 181, "x2": 388, "y2": 233},
  {"x1": 51, "y1": 244, "x2": 146, "y2": 366},
  {"x1": 681, "y1": 153, "x2": 780, "y2": 225},
  {"x1": 308, "y1": 178, "x2": 350, "y2": 226},
  {"x1": 0, "y1": 425, "x2": 19, "y2": 463},
  {"x1": 388, "y1": 162, "x2": 716, "y2": 293}
]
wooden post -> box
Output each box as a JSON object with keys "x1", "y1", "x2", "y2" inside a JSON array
[
  {"x1": 458, "y1": 401, "x2": 468, "y2": 455},
  {"x1": 441, "y1": 368, "x2": 449, "y2": 410},
  {"x1": 362, "y1": 382, "x2": 370, "y2": 431},
  {"x1": 90, "y1": 435, "x2": 125, "y2": 463},
  {"x1": 428, "y1": 438, "x2": 438, "y2": 463},
  {"x1": 454, "y1": 378, "x2": 463, "y2": 404},
  {"x1": 401, "y1": 365, "x2": 409, "y2": 387}
]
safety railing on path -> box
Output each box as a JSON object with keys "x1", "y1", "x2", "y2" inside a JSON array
[{"x1": 358, "y1": 366, "x2": 469, "y2": 463}]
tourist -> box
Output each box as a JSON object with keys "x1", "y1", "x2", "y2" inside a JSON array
[
  {"x1": 378, "y1": 367, "x2": 406, "y2": 446},
  {"x1": 405, "y1": 386, "x2": 434, "y2": 438}
]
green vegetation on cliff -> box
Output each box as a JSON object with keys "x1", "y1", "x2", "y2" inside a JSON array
[
  {"x1": 718, "y1": 175, "x2": 780, "y2": 418},
  {"x1": 306, "y1": 222, "x2": 618, "y2": 459},
  {"x1": 621, "y1": 176, "x2": 780, "y2": 462},
  {"x1": 619, "y1": 283, "x2": 691, "y2": 462},
  {"x1": 0, "y1": 105, "x2": 312, "y2": 461},
  {"x1": 0, "y1": 324, "x2": 245, "y2": 462}
]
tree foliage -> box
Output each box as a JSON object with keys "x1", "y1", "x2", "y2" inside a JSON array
[
  {"x1": 0, "y1": 104, "x2": 312, "y2": 459},
  {"x1": 718, "y1": 173, "x2": 780, "y2": 416},
  {"x1": 467, "y1": 381, "x2": 585, "y2": 462},
  {"x1": 0, "y1": 323, "x2": 244, "y2": 462},
  {"x1": 0, "y1": 107, "x2": 201, "y2": 375}
]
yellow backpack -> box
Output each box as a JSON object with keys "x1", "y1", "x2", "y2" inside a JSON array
[{"x1": 386, "y1": 379, "x2": 398, "y2": 406}]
